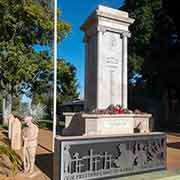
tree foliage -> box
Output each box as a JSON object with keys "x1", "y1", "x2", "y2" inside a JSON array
[
  {"x1": 0, "y1": 0, "x2": 78, "y2": 108},
  {"x1": 0, "y1": 144, "x2": 22, "y2": 175},
  {"x1": 122, "y1": 0, "x2": 161, "y2": 80},
  {"x1": 31, "y1": 55, "x2": 79, "y2": 105},
  {"x1": 122, "y1": 0, "x2": 180, "y2": 95},
  {"x1": 57, "y1": 59, "x2": 79, "y2": 103}
]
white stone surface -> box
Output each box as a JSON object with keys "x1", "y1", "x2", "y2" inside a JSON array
[
  {"x1": 8, "y1": 114, "x2": 15, "y2": 139},
  {"x1": 122, "y1": 34, "x2": 128, "y2": 108},
  {"x1": 63, "y1": 113, "x2": 151, "y2": 136},
  {"x1": 81, "y1": 5, "x2": 134, "y2": 111},
  {"x1": 83, "y1": 114, "x2": 151, "y2": 135},
  {"x1": 11, "y1": 117, "x2": 21, "y2": 150},
  {"x1": 86, "y1": 116, "x2": 134, "y2": 135},
  {"x1": 134, "y1": 115, "x2": 151, "y2": 133}
]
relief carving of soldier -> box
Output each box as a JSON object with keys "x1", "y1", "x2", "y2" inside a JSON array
[
  {"x1": 135, "y1": 143, "x2": 148, "y2": 167},
  {"x1": 114, "y1": 144, "x2": 135, "y2": 169},
  {"x1": 64, "y1": 144, "x2": 72, "y2": 174}
]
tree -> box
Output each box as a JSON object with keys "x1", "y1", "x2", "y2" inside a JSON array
[
  {"x1": 57, "y1": 59, "x2": 79, "y2": 103},
  {"x1": 122, "y1": 0, "x2": 180, "y2": 128},
  {"x1": 121, "y1": 0, "x2": 178, "y2": 95},
  {"x1": 31, "y1": 56, "x2": 79, "y2": 117},
  {"x1": 0, "y1": 0, "x2": 74, "y2": 123},
  {"x1": 121, "y1": 0, "x2": 161, "y2": 81}
]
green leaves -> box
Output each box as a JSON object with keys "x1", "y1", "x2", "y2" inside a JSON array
[
  {"x1": 0, "y1": 41, "x2": 38, "y2": 95},
  {"x1": 0, "y1": 0, "x2": 77, "y2": 111},
  {"x1": 122, "y1": 0, "x2": 161, "y2": 81},
  {"x1": 0, "y1": 144, "x2": 22, "y2": 175},
  {"x1": 58, "y1": 20, "x2": 71, "y2": 42},
  {"x1": 0, "y1": 0, "x2": 72, "y2": 100},
  {"x1": 123, "y1": 0, "x2": 179, "y2": 99},
  {"x1": 32, "y1": 58, "x2": 79, "y2": 104}
]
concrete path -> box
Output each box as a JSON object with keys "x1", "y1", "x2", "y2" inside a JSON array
[
  {"x1": 157, "y1": 175, "x2": 180, "y2": 180},
  {"x1": 111, "y1": 170, "x2": 180, "y2": 180},
  {"x1": 167, "y1": 133, "x2": 180, "y2": 169}
]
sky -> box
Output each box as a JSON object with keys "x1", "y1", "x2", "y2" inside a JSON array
[{"x1": 58, "y1": 0, "x2": 124, "y2": 99}]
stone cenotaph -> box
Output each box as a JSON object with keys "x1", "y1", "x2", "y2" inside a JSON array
[
  {"x1": 63, "y1": 5, "x2": 151, "y2": 136},
  {"x1": 82, "y1": 5, "x2": 132, "y2": 111},
  {"x1": 54, "y1": 6, "x2": 166, "y2": 180}
]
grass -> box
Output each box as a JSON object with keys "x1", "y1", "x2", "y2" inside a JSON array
[
  {"x1": 0, "y1": 123, "x2": 8, "y2": 129},
  {"x1": 0, "y1": 144, "x2": 22, "y2": 176}
]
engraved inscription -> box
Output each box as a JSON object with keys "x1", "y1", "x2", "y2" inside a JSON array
[
  {"x1": 103, "y1": 32, "x2": 119, "y2": 51},
  {"x1": 103, "y1": 119, "x2": 129, "y2": 129},
  {"x1": 102, "y1": 32, "x2": 121, "y2": 68},
  {"x1": 106, "y1": 57, "x2": 118, "y2": 64},
  {"x1": 109, "y1": 34, "x2": 117, "y2": 49}
]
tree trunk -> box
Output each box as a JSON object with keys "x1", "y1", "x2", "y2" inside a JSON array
[
  {"x1": 2, "y1": 98, "x2": 5, "y2": 123},
  {"x1": 2, "y1": 95, "x2": 12, "y2": 125}
]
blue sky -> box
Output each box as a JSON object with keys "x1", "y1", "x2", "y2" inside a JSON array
[{"x1": 58, "y1": 0, "x2": 124, "y2": 98}]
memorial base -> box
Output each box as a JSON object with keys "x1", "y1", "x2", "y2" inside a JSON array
[
  {"x1": 54, "y1": 133, "x2": 166, "y2": 180},
  {"x1": 63, "y1": 113, "x2": 152, "y2": 136}
]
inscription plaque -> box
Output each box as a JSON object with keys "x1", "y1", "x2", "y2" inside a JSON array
[
  {"x1": 54, "y1": 133, "x2": 166, "y2": 180},
  {"x1": 103, "y1": 119, "x2": 129, "y2": 129}
]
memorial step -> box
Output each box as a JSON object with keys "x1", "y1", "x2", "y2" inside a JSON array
[{"x1": 110, "y1": 170, "x2": 180, "y2": 180}]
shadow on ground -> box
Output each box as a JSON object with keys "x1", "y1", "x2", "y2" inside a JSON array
[
  {"x1": 0, "y1": 129, "x2": 10, "y2": 146},
  {"x1": 1, "y1": 130, "x2": 8, "y2": 138},
  {"x1": 167, "y1": 142, "x2": 180, "y2": 150},
  {"x1": 36, "y1": 153, "x2": 53, "y2": 179},
  {"x1": 168, "y1": 133, "x2": 180, "y2": 137},
  {"x1": 38, "y1": 143, "x2": 52, "y2": 153}
]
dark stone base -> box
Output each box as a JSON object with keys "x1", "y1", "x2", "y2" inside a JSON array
[{"x1": 54, "y1": 133, "x2": 167, "y2": 180}]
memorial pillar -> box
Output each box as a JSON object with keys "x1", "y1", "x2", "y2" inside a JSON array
[
  {"x1": 83, "y1": 36, "x2": 89, "y2": 111},
  {"x1": 81, "y1": 5, "x2": 134, "y2": 111},
  {"x1": 122, "y1": 33, "x2": 128, "y2": 109},
  {"x1": 97, "y1": 27, "x2": 105, "y2": 109}
]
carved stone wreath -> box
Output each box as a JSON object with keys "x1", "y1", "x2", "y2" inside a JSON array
[{"x1": 104, "y1": 33, "x2": 118, "y2": 50}]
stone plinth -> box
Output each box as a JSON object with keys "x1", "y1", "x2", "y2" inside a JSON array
[
  {"x1": 11, "y1": 118, "x2": 21, "y2": 150},
  {"x1": 63, "y1": 113, "x2": 152, "y2": 136},
  {"x1": 81, "y1": 5, "x2": 134, "y2": 111},
  {"x1": 83, "y1": 113, "x2": 151, "y2": 135},
  {"x1": 134, "y1": 114, "x2": 151, "y2": 133},
  {"x1": 63, "y1": 113, "x2": 85, "y2": 136},
  {"x1": 54, "y1": 133, "x2": 166, "y2": 180}
]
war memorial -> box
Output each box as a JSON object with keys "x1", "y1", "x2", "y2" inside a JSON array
[{"x1": 54, "y1": 5, "x2": 167, "y2": 180}]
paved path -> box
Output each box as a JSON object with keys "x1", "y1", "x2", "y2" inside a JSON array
[
  {"x1": 0, "y1": 128, "x2": 52, "y2": 180},
  {"x1": 167, "y1": 133, "x2": 180, "y2": 169},
  {"x1": 111, "y1": 170, "x2": 180, "y2": 180},
  {"x1": 1, "y1": 129, "x2": 180, "y2": 179}
]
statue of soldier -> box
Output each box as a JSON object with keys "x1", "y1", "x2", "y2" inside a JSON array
[{"x1": 22, "y1": 116, "x2": 39, "y2": 173}]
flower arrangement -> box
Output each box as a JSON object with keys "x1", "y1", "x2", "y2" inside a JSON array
[
  {"x1": 92, "y1": 104, "x2": 147, "y2": 115},
  {"x1": 92, "y1": 104, "x2": 133, "y2": 114}
]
